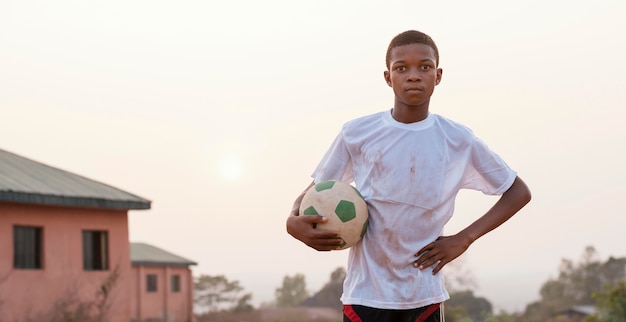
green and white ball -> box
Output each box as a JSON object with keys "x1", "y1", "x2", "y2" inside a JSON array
[{"x1": 299, "y1": 180, "x2": 369, "y2": 250}]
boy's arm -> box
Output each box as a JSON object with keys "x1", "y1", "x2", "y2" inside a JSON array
[
  {"x1": 286, "y1": 181, "x2": 344, "y2": 251},
  {"x1": 414, "y1": 176, "x2": 531, "y2": 274}
]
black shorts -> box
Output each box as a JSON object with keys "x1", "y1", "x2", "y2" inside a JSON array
[{"x1": 343, "y1": 303, "x2": 443, "y2": 322}]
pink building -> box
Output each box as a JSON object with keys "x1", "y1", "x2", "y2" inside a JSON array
[
  {"x1": 130, "y1": 242, "x2": 197, "y2": 321},
  {"x1": 0, "y1": 149, "x2": 196, "y2": 322}
]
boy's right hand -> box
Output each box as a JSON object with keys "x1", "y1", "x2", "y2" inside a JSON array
[{"x1": 286, "y1": 215, "x2": 343, "y2": 251}]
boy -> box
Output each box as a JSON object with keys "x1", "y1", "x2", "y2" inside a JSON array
[{"x1": 286, "y1": 30, "x2": 531, "y2": 322}]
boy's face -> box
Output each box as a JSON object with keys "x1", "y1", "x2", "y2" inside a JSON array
[{"x1": 384, "y1": 43, "x2": 442, "y2": 109}]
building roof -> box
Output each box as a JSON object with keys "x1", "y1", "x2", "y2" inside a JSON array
[
  {"x1": 568, "y1": 305, "x2": 596, "y2": 315},
  {"x1": 130, "y1": 242, "x2": 197, "y2": 267},
  {"x1": 558, "y1": 305, "x2": 596, "y2": 316},
  {"x1": 0, "y1": 148, "x2": 151, "y2": 210}
]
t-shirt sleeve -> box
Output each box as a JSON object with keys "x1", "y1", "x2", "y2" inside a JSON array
[
  {"x1": 462, "y1": 136, "x2": 517, "y2": 195},
  {"x1": 311, "y1": 130, "x2": 354, "y2": 184}
]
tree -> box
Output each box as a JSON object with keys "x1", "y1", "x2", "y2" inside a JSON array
[
  {"x1": 194, "y1": 274, "x2": 252, "y2": 313},
  {"x1": 485, "y1": 310, "x2": 525, "y2": 322},
  {"x1": 232, "y1": 293, "x2": 254, "y2": 313},
  {"x1": 301, "y1": 267, "x2": 345, "y2": 311},
  {"x1": 522, "y1": 246, "x2": 626, "y2": 321},
  {"x1": 584, "y1": 281, "x2": 626, "y2": 322},
  {"x1": 440, "y1": 258, "x2": 491, "y2": 321},
  {"x1": 443, "y1": 305, "x2": 474, "y2": 322},
  {"x1": 329, "y1": 266, "x2": 346, "y2": 284},
  {"x1": 446, "y1": 290, "x2": 493, "y2": 322},
  {"x1": 275, "y1": 273, "x2": 309, "y2": 307}
]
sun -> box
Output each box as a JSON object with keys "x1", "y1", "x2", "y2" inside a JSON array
[{"x1": 217, "y1": 154, "x2": 244, "y2": 181}]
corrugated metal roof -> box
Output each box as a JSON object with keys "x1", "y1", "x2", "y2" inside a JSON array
[
  {"x1": 570, "y1": 305, "x2": 596, "y2": 315},
  {"x1": 130, "y1": 242, "x2": 197, "y2": 267},
  {"x1": 0, "y1": 148, "x2": 151, "y2": 210}
]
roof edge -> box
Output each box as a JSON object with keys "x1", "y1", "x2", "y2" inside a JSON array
[
  {"x1": 132, "y1": 261, "x2": 197, "y2": 267},
  {"x1": 0, "y1": 191, "x2": 151, "y2": 210}
]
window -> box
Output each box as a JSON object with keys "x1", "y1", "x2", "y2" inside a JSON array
[
  {"x1": 147, "y1": 274, "x2": 157, "y2": 292},
  {"x1": 171, "y1": 274, "x2": 181, "y2": 292},
  {"x1": 82, "y1": 230, "x2": 109, "y2": 270},
  {"x1": 13, "y1": 226, "x2": 43, "y2": 269}
]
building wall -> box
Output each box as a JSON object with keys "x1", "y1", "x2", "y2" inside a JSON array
[
  {"x1": 0, "y1": 202, "x2": 132, "y2": 321},
  {"x1": 131, "y1": 265, "x2": 195, "y2": 322}
]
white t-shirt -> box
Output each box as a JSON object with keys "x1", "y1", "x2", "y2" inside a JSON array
[{"x1": 312, "y1": 110, "x2": 517, "y2": 309}]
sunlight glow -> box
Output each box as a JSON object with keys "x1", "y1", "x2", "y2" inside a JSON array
[{"x1": 217, "y1": 154, "x2": 244, "y2": 181}]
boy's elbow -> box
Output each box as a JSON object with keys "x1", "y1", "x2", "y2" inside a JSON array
[
  {"x1": 522, "y1": 187, "x2": 532, "y2": 206},
  {"x1": 514, "y1": 176, "x2": 532, "y2": 206}
]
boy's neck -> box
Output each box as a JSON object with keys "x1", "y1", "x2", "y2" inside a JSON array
[{"x1": 391, "y1": 105, "x2": 429, "y2": 124}]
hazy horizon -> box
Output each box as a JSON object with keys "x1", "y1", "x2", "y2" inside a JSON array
[{"x1": 2, "y1": 0, "x2": 626, "y2": 313}]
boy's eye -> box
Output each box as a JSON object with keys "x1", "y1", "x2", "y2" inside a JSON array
[
  {"x1": 421, "y1": 65, "x2": 433, "y2": 70},
  {"x1": 395, "y1": 66, "x2": 406, "y2": 71}
]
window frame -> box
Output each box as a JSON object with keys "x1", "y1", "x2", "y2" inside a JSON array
[
  {"x1": 146, "y1": 274, "x2": 158, "y2": 292},
  {"x1": 171, "y1": 274, "x2": 181, "y2": 292},
  {"x1": 13, "y1": 225, "x2": 43, "y2": 269},
  {"x1": 82, "y1": 230, "x2": 109, "y2": 271}
]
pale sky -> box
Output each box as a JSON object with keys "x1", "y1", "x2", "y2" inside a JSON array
[{"x1": 2, "y1": 0, "x2": 626, "y2": 313}]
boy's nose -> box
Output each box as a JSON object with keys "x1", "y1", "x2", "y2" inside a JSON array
[{"x1": 407, "y1": 70, "x2": 421, "y2": 81}]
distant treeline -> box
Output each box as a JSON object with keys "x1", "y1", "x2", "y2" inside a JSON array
[{"x1": 194, "y1": 246, "x2": 626, "y2": 322}]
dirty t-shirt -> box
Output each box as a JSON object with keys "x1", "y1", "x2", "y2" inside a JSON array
[{"x1": 312, "y1": 110, "x2": 517, "y2": 309}]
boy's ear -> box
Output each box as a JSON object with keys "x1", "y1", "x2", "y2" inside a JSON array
[
  {"x1": 435, "y1": 68, "x2": 443, "y2": 85},
  {"x1": 383, "y1": 70, "x2": 392, "y2": 87}
]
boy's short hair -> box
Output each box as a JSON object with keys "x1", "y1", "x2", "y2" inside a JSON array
[{"x1": 386, "y1": 30, "x2": 440, "y2": 69}]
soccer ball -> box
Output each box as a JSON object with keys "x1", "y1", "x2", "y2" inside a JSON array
[{"x1": 299, "y1": 180, "x2": 369, "y2": 250}]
